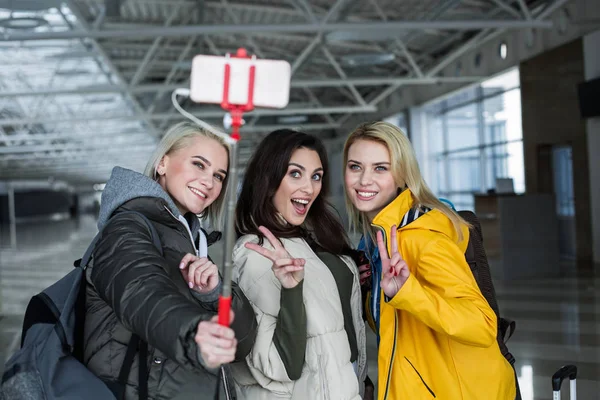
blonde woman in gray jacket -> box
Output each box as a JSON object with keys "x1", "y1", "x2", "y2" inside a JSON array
[{"x1": 231, "y1": 129, "x2": 368, "y2": 400}]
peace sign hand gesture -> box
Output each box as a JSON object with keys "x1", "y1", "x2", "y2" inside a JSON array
[
  {"x1": 376, "y1": 225, "x2": 410, "y2": 299},
  {"x1": 244, "y1": 226, "x2": 306, "y2": 289}
]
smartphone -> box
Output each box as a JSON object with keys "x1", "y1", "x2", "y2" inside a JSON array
[{"x1": 189, "y1": 54, "x2": 291, "y2": 109}]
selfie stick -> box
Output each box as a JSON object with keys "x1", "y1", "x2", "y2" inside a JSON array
[{"x1": 217, "y1": 48, "x2": 256, "y2": 327}]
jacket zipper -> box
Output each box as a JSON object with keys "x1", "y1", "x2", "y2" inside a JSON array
[
  {"x1": 163, "y1": 206, "x2": 198, "y2": 255},
  {"x1": 371, "y1": 223, "x2": 398, "y2": 400},
  {"x1": 221, "y1": 367, "x2": 233, "y2": 400},
  {"x1": 164, "y1": 206, "x2": 229, "y2": 400},
  {"x1": 404, "y1": 357, "x2": 436, "y2": 398}
]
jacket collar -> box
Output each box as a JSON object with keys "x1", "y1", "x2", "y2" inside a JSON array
[
  {"x1": 370, "y1": 188, "x2": 469, "y2": 252},
  {"x1": 371, "y1": 188, "x2": 414, "y2": 234},
  {"x1": 115, "y1": 197, "x2": 220, "y2": 249},
  {"x1": 117, "y1": 197, "x2": 184, "y2": 227}
]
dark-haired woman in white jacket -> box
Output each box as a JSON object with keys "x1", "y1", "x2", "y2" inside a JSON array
[{"x1": 230, "y1": 129, "x2": 368, "y2": 400}]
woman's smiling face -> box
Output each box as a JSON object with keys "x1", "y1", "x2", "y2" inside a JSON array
[
  {"x1": 345, "y1": 139, "x2": 398, "y2": 221},
  {"x1": 272, "y1": 147, "x2": 324, "y2": 226}
]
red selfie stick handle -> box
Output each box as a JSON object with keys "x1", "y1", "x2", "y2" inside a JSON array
[
  {"x1": 218, "y1": 296, "x2": 232, "y2": 326},
  {"x1": 217, "y1": 48, "x2": 255, "y2": 328}
]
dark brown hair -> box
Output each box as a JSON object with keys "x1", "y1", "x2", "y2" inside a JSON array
[{"x1": 236, "y1": 129, "x2": 351, "y2": 255}]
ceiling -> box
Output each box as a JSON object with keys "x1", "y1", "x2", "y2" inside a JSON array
[{"x1": 0, "y1": 0, "x2": 565, "y2": 185}]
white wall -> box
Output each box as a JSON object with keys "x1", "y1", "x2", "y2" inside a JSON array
[{"x1": 583, "y1": 29, "x2": 600, "y2": 264}]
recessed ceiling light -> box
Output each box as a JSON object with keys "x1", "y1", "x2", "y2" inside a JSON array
[
  {"x1": 0, "y1": 16, "x2": 48, "y2": 30},
  {"x1": 55, "y1": 68, "x2": 92, "y2": 76},
  {"x1": 340, "y1": 53, "x2": 395, "y2": 67},
  {"x1": 45, "y1": 50, "x2": 93, "y2": 59},
  {"x1": 88, "y1": 96, "x2": 117, "y2": 104},
  {"x1": 499, "y1": 42, "x2": 508, "y2": 60},
  {"x1": 326, "y1": 30, "x2": 401, "y2": 42},
  {"x1": 278, "y1": 115, "x2": 308, "y2": 124}
]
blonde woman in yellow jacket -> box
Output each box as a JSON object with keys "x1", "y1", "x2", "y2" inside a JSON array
[{"x1": 343, "y1": 121, "x2": 517, "y2": 400}]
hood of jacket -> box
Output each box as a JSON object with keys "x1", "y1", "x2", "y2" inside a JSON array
[
  {"x1": 98, "y1": 166, "x2": 183, "y2": 230},
  {"x1": 371, "y1": 188, "x2": 469, "y2": 252},
  {"x1": 96, "y1": 166, "x2": 219, "y2": 255}
]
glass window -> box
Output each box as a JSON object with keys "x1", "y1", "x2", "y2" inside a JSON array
[
  {"x1": 446, "y1": 104, "x2": 479, "y2": 152},
  {"x1": 421, "y1": 67, "x2": 525, "y2": 206},
  {"x1": 448, "y1": 150, "x2": 481, "y2": 193},
  {"x1": 481, "y1": 68, "x2": 520, "y2": 95},
  {"x1": 483, "y1": 88, "x2": 522, "y2": 145},
  {"x1": 427, "y1": 113, "x2": 444, "y2": 155},
  {"x1": 445, "y1": 194, "x2": 474, "y2": 211},
  {"x1": 484, "y1": 121, "x2": 506, "y2": 146},
  {"x1": 383, "y1": 111, "x2": 409, "y2": 136},
  {"x1": 434, "y1": 154, "x2": 447, "y2": 193},
  {"x1": 484, "y1": 141, "x2": 525, "y2": 193}
]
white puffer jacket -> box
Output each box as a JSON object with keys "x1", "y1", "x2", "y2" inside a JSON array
[{"x1": 230, "y1": 235, "x2": 367, "y2": 400}]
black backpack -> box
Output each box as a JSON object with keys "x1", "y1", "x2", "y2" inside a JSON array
[
  {"x1": 458, "y1": 210, "x2": 516, "y2": 365},
  {"x1": 1, "y1": 211, "x2": 160, "y2": 400},
  {"x1": 459, "y1": 210, "x2": 521, "y2": 399}
]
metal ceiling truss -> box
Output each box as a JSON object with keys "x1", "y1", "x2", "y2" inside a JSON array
[
  {"x1": 0, "y1": 148, "x2": 154, "y2": 163},
  {"x1": 0, "y1": 106, "x2": 375, "y2": 128},
  {"x1": 0, "y1": 130, "x2": 151, "y2": 144},
  {"x1": 0, "y1": 0, "x2": 568, "y2": 184},
  {"x1": 0, "y1": 19, "x2": 554, "y2": 41},
  {"x1": 64, "y1": 0, "x2": 159, "y2": 137},
  {"x1": 0, "y1": 76, "x2": 486, "y2": 98},
  {"x1": 335, "y1": 0, "x2": 567, "y2": 126}
]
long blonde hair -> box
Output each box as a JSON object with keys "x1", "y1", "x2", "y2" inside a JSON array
[
  {"x1": 144, "y1": 121, "x2": 230, "y2": 230},
  {"x1": 343, "y1": 121, "x2": 467, "y2": 241}
]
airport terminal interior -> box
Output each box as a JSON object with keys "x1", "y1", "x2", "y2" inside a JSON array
[{"x1": 0, "y1": 0, "x2": 599, "y2": 399}]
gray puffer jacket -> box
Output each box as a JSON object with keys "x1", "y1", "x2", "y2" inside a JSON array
[{"x1": 84, "y1": 167, "x2": 257, "y2": 400}]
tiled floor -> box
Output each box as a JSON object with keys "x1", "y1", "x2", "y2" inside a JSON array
[{"x1": 0, "y1": 216, "x2": 598, "y2": 399}]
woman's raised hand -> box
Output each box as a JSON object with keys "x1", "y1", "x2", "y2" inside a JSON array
[
  {"x1": 376, "y1": 225, "x2": 410, "y2": 299},
  {"x1": 245, "y1": 226, "x2": 305, "y2": 289},
  {"x1": 179, "y1": 254, "x2": 220, "y2": 293}
]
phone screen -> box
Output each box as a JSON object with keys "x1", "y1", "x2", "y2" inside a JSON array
[{"x1": 190, "y1": 55, "x2": 291, "y2": 109}]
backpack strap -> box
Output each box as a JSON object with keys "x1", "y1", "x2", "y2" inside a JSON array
[
  {"x1": 138, "y1": 340, "x2": 149, "y2": 400},
  {"x1": 499, "y1": 317, "x2": 517, "y2": 343},
  {"x1": 109, "y1": 335, "x2": 148, "y2": 400},
  {"x1": 464, "y1": 238, "x2": 479, "y2": 283}
]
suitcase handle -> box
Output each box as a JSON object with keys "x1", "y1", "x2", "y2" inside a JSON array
[{"x1": 552, "y1": 365, "x2": 577, "y2": 391}]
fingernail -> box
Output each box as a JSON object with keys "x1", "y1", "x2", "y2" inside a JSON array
[
  {"x1": 179, "y1": 263, "x2": 185, "y2": 269},
  {"x1": 188, "y1": 282, "x2": 194, "y2": 289},
  {"x1": 389, "y1": 267, "x2": 394, "y2": 273}
]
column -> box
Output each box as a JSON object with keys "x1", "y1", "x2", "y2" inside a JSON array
[{"x1": 583, "y1": 30, "x2": 600, "y2": 264}]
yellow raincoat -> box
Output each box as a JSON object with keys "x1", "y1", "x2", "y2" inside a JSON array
[{"x1": 365, "y1": 189, "x2": 516, "y2": 399}]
